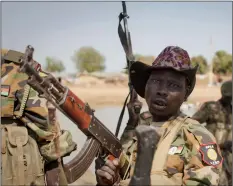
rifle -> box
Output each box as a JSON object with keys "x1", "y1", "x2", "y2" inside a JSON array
[
  {"x1": 116, "y1": 1, "x2": 141, "y2": 137},
  {"x1": 129, "y1": 125, "x2": 159, "y2": 186},
  {"x1": 16, "y1": 45, "x2": 131, "y2": 183}
]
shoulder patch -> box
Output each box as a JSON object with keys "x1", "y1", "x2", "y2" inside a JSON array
[
  {"x1": 199, "y1": 143, "x2": 223, "y2": 167},
  {"x1": 140, "y1": 111, "x2": 152, "y2": 120}
]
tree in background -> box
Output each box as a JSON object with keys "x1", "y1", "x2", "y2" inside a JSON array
[
  {"x1": 71, "y1": 47, "x2": 105, "y2": 73},
  {"x1": 123, "y1": 54, "x2": 155, "y2": 74},
  {"x1": 45, "y1": 57, "x2": 65, "y2": 73},
  {"x1": 191, "y1": 55, "x2": 208, "y2": 74},
  {"x1": 213, "y1": 50, "x2": 232, "y2": 75}
]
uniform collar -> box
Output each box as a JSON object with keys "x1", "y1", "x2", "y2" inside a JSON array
[{"x1": 150, "y1": 111, "x2": 185, "y2": 127}]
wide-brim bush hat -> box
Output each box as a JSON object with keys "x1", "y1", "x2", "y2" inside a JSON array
[{"x1": 130, "y1": 46, "x2": 198, "y2": 98}]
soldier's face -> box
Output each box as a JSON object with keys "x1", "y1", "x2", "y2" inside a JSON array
[{"x1": 145, "y1": 69, "x2": 187, "y2": 119}]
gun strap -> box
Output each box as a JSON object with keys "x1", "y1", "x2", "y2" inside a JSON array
[
  {"x1": 116, "y1": 3, "x2": 135, "y2": 137},
  {"x1": 115, "y1": 90, "x2": 131, "y2": 137}
]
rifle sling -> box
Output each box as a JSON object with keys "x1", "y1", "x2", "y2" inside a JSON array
[
  {"x1": 115, "y1": 91, "x2": 131, "y2": 137},
  {"x1": 115, "y1": 5, "x2": 135, "y2": 137}
]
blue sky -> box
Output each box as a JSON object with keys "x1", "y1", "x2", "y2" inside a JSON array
[{"x1": 2, "y1": 1, "x2": 232, "y2": 73}]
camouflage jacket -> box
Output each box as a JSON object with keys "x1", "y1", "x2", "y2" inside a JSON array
[
  {"x1": 120, "y1": 113, "x2": 222, "y2": 186},
  {"x1": 192, "y1": 100, "x2": 232, "y2": 145},
  {"x1": 120, "y1": 111, "x2": 152, "y2": 149},
  {"x1": 1, "y1": 50, "x2": 77, "y2": 161}
]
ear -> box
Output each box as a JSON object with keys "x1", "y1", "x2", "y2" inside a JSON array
[{"x1": 184, "y1": 85, "x2": 190, "y2": 102}]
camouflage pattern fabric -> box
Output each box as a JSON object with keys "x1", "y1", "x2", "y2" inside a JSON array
[
  {"x1": 121, "y1": 113, "x2": 222, "y2": 186},
  {"x1": 120, "y1": 111, "x2": 152, "y2": 150},
  {"x1": 192, "y1": 100, "x2": 232, "y2": 186},
  {"x1": 192, "y1": 100, "x2": 232, "y2": 145},
  {"x1": 1, "y1": 49, "x2": 77, "y2": 185},
  {"x1": 129, "y1": 46, "x2": 198, "y2": 98}
]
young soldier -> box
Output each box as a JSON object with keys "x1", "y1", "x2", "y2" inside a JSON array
[{"x1": 95, "y1": 46, "x2": 222, "y2": 186}]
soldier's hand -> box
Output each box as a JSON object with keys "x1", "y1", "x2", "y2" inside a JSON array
[
  {"x1": 127, "y1": 90, "x2": 142, "y2": 126},
  {"x1": 96, "y1": 159, "x2": 120, "y2": 186}
]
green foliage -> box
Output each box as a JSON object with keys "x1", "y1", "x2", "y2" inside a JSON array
[
  {"x1": 191, "y1": 55, "x2": 208, "y2": 74},
  {"x1": 45, "y1": 57, "x2": 65, "y2": 73},
  {"x1": 213, "y1": 50, "x2": 232, "y2": 75},
  {"x1": 123, "y1": 54, "x2": 155, "y2": 74},
  {"x1": 71, "y1": 47, "x2": 105, "y2": 73}
]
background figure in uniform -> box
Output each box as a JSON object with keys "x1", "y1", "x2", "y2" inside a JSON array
[{"x1": 192, "y1": 80, "x2": 232, "y2": 186}]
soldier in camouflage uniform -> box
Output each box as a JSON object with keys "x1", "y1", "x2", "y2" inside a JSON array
[
  {"x1": 1, "y1": 49, "x2": 77, "y2": 185},
  {"x1": 95, "y1": 46, "x2": 223, "y2": 186},
  {"x1": 192, "y1": 80, "x2": 232, "y2": 186}
]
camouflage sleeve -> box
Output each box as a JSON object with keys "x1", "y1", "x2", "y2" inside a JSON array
[
  {"x1": 120, "y1": 111, "x2": 152, "y2": 149},
  {"x1": 15, "y1": 71, "x2": 52, "y2": 134},
  {"x1": 192, "y1": 102, "x2": 210, "y2": 123},
  {"x1": 16, "y1": 72, "x2": 77, "y2": 162},
  {"x1": 176, "y1": 119, "x2": 222, "y2": 186},
  {"x1": 120, "y1": 125, "x2": 136, "y2": 149}
]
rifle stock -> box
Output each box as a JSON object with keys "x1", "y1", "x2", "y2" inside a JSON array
[{"x1": 17, "y1": 45, "x2": 131, "y2": 183}]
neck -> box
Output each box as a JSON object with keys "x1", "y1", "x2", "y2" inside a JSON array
[{"x1": 152, "y1": 110, "x2": 180, "y2": 122}]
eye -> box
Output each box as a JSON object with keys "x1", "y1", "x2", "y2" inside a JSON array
[
  {"x1": 151, "y1": 79, "x2": 160, "y2": 84},
  {"x1": 169, "y1": 82, "x2": 180, "y2": 88}
]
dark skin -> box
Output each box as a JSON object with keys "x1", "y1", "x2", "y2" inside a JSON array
[
  {"x1": 96, "y1": 69, "x2": 189, "y2": 185},
  {"x1": 145, "y1": 69, "x2": 187, "y2": 122}
]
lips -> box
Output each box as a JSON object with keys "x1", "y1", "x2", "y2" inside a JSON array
[{"x1": 152, "y1": 98, "x2": 168, "y2": 110}]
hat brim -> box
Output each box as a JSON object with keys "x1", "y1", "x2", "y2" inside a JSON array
[{"x1": 129, "y1": 61, "x2": 198, "y2": 98}]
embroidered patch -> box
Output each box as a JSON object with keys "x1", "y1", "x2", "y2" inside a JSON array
[
  {"x1": 199, "y1": 143, "x2": 223, "y2": 167},
  {"x1": 168, "y1": 146, "x2": 184, "y2": 155},
  {"x1": 1, "y1": 85, "x2": 10, "y2": 97}
]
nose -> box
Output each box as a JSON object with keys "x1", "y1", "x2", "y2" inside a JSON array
[{"x1": 156, "y1": 86, "x2": 168, "y2": 98}]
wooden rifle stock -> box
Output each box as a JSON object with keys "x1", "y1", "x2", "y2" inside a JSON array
[{"x1": 18, "y1": 45, "x2": 131, "y2": 183}]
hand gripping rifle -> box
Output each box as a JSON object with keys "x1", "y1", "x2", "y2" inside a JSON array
[
  {"x1": 116, "y1": 1, "x2": 141, "y2": 137},
  {"x1": 17, "y1": 45, "x2": 131, "y2": 183}
]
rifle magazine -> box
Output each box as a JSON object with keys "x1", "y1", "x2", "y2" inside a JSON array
[{"x1": 63, "y1": 137, "x2": 100, "y2": 183}]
